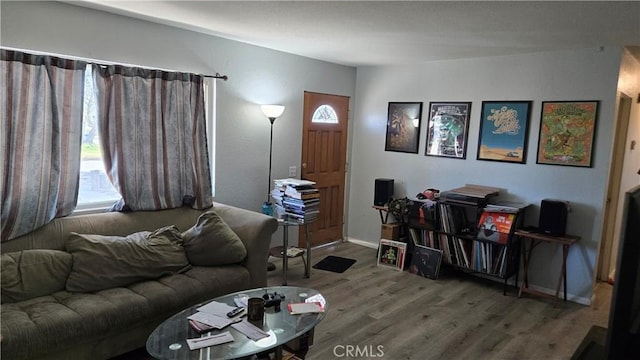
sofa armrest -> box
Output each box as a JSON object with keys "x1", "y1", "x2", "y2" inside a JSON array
[{"x1": 212, "y1": 203, "x2": 278, "y2": 288}]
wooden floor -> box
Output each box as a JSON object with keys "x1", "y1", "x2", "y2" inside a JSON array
[
  {"x1": 267, "y1": 241, "x2": 612, "y2": 360},
  {"x1": 116, "y1": 241, "x2": 612, "y2": 359}
]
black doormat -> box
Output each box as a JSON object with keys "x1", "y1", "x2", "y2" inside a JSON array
[{"x1": 312, "y1": 256, "x2": 356, "y2": 273}]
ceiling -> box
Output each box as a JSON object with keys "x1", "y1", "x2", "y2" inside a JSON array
[{"x1": 70, "y1": 1, "x2": 640, "y2": 67}]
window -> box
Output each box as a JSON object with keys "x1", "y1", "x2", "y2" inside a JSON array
[
  {"x1": 76, "y1": 67, "x2": 217, "y2": 210},
  {"x1": 77, "y1": 65, "x2": 120, "y2": 209},
  {"x1": 204, "y1": 78, "x2": 216, "y2": 197},
  {"x1": 311, "y1": 104, "x2": 338, "y2": 123}
]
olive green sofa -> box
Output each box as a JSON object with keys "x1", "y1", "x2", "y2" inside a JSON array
[{"x1": 0, "y1": 203, "x2": 278, "y2": 360}]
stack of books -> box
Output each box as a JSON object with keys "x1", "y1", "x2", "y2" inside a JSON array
[{"x1": 272, "y1": 178, "x2": 320, "y2": 223}]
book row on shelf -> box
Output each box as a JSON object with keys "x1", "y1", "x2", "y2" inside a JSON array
[
  {"x1": 408, "y1": 228, "x2": 511, "y2": 277},
  {"x1": 407, "y1": 199, "x2": 523, "y2": 278},
  {"x1": 271, "y1": 178, "x2": 320, "y2": 223}
]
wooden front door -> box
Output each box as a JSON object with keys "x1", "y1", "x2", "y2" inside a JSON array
[{"x1": 300, "y1": 92, "x2": 350, "y2": 247}]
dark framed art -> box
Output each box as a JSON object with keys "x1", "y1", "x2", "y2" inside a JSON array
[
  {"x1": 409, "y1": 245, "x2": 443, "y2": 280},
  {"x1": 477, "y1": 101, "x2": 532, "y2": 163},
  {"x1": 537, "y1": 101, "x2": 599, "y2": 167},
  {"x1": 385, "y1": 102, "x2": 423, "y2": 153},
  {"x1": 424, "y1": 102, "x2": 471, "y2": 159}
]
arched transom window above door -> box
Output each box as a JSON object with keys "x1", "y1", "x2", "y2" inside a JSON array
[{"x1": 311, "y1": 104, "x2": 338, "y2": 123}]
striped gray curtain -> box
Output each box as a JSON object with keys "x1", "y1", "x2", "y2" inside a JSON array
[
  {"x1": 1, "y1": 50, "x2": 86, "y2": 241},
  {"x1": 92, "y1": 64, "x2": 213, "y2": 211}
]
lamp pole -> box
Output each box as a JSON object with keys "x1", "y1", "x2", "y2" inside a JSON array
[{"x1": 266, "y1": 116, "x2": 276, "y2": 203}]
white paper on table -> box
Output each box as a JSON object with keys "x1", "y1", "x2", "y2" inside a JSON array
[
  {"x1": 186, "y1": 331, "x2": 234, "y2": 350},
  {"x1": 187, "y1": 312, "x2": 233, "y2": 329},
  {"x1": 196, "y1": 300, "x2": 237, "y2": 317},
  {"x1": 231, "y1": 319, "x2": 269, "y2": 341}
]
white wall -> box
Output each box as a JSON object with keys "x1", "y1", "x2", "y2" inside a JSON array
[
  {"x1": 0, "y1": 1, "x2": 356, "y2": 248},
  {"x1": 349, "y1": 48, "x2": 623, "y2": 304}
]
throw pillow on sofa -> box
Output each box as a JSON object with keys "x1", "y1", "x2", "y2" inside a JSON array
[
  {"x1": 182, "y1": 210, "x2": 247, "y2": 266},
  {"x1": 1, "y1": 249, "x2": 73, "y2": 303},
  {"x1": 65, "y1": 225, "x2": 191, "y2": 293}
]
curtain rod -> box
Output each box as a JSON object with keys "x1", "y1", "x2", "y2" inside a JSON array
[
  {"x1": 203, "y1": 73, "x2": 228, "y2": 81},
  {"x1": 1, "y1": 46, "x2": 229, "y2": 81},
  {"x1": 93, "y1": 62, "x2": 229, "y2": 81}
]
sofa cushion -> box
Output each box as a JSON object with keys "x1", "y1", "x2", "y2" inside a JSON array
[
  {"x1": 182, "y1": 210, "x2": 247, "y2": 266},
  {"x1": 65, "y1": 225, "x2": 191, "y2": 292},
  {"x1": 1, "y1": 250, "x2": 73, "y2": 303},
  {"x1": 0, "y1": 265, "x2": 250, "y2": 360}
]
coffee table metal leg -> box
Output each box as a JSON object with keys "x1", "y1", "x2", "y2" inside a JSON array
[{"x1": 274, "y1": 345, "x2": 283, "y2": 360}]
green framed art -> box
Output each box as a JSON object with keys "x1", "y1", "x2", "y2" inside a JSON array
[{"x1": 536, "y1": 101, "x2": 599, "y2": 167}]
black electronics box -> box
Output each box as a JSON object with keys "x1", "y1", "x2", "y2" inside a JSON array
[
  {"x1": 538, "y1": 199, "x2": 571, "y2": 236},
  {"x1": 374, "y1": 178, "x2": 394, "y2": 206}
]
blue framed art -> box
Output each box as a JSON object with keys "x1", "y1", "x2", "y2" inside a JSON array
[{"x1": 477, "y1": 101, "x2": 532, "y2": 163}]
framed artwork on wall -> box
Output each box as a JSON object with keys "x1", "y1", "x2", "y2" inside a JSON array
[
  {"x1": 477, "y1": 101, "x2": 532, "y2": 164},
  {"x1": 384, "y1": 102, "x2": 423, "y2": 153},
  {"x1": 536, "y1": 101, "x2": 599, "y2": 167},
  {"x1": 424, "y1": 102, "x2": 471, "y2": 159}
]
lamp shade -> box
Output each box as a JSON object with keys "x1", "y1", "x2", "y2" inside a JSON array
[{"x1": 261, "y1": 105, "x2": 285, "y2": 119}]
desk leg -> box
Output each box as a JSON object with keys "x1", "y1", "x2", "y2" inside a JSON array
[
  {"x1": 564, "y1": 245, "x2": 568, "y2": 301},
  {"x1": 555, "y1": 244, "x2": 570, "y2": 304},
  {"x1": 282, "y1": 224, "x2": 288, "y2": 286},
  {"x1": 519, "y1": 239, "x2": 530, "y2": 297},
  {"x1": 378, "y1": 210, "x2": 389, "y2": 224}
]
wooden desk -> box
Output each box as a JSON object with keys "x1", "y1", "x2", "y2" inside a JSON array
[{"x1": 515, "y1": 230, "x2": 579, "y2": 305}]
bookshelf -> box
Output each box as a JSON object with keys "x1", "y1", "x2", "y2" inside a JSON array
[{"x1": 406, "y1": 185, "x2": 527, "y2": 294}]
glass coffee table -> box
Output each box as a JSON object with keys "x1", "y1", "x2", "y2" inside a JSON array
[{"x1": 146, "y1": 286, "x2": 327, "y2": 359}]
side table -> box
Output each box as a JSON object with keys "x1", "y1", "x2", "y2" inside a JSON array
[
  {"x1": 269, "y1": 218, "x2": 313, "y2": 285},
  {"x1": 372, "y1": 205, "x2": 390, "y2": 224},
  {"x1": 515, "y1": 230, "x2": 580, "y2": 305}
]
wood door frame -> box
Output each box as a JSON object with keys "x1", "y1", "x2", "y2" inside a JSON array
[
  {"x1": 597, "y1": 93, "x2": 632, "y2": 282},
  {"x1": 300, "y1": 91, "x2": 350, "y2": 247}
]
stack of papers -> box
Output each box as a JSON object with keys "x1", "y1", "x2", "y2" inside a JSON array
[
  {"x1": 186, "y1": 300, "x2": 269, "y2": 347},
  {"x1": 187, "y1": 332, "x2": 234, "y2": 350},
  {"x1": 231, "y1": 319, "x2": 269, "y2": 341},
  {"x1": 187, "y1": 301, "x2": 238, "y2": 329}
]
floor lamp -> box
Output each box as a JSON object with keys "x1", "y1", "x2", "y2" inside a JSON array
[
  {"x1": 261, "y1": 105, "x2": 285, "y2": 272},
  {"x1": 260, "y1": 104, "x2": 285, "y2": 215}
]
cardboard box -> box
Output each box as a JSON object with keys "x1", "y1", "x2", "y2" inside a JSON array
[{"x1": 381, "y1": 222, "x2": 401, "y2": 240}]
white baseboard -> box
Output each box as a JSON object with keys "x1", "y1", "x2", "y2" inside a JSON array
[{"x1": 345, "y1": 237, "x2": 378, "y2": 249}]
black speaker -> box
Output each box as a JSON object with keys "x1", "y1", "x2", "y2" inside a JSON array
[
  {"x1": 538, "y1": 199, "x2": 571, "y2": 236},
  {"x1": 374, "y1": 178, "x2": 394, "y2": 206}
]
